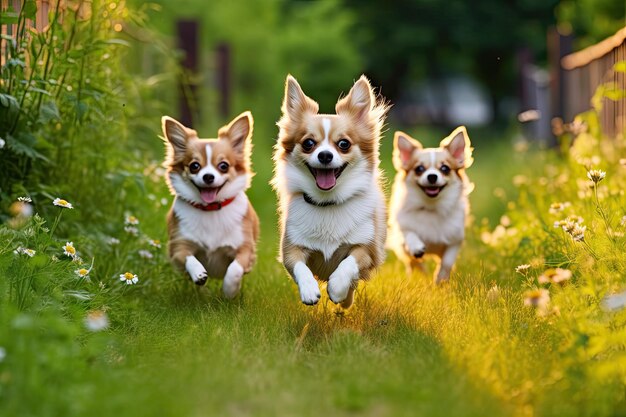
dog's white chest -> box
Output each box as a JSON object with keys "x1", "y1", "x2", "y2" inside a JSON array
[
  {"x1": 285, "y1": 190, "x2": 381, "y2": 260},
  {"x1": 174, "y1": 192, "x2": 248, "y2": 251}
]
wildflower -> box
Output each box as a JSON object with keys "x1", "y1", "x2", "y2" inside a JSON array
[
  {"x1": 569, "y1": 223, "x2": 586, "y2": 242},
  {"x1": 120, "y1": 272, "x2": 139, "y2": 285},
  {"x1": 538, "y1": 268, "x2": 572, "y2": 285},
  {"x1": 524, "y1": 288, "x2": 550, "y2": 309},
  {"x1": 0, "y1": 137, "x2": 5, "y2": 149},
  {"x1": 587, "y1": 169, "x2": 606, "y2": 184},
  {"x1": 602, "y1": 291, "x2": 626, "y2": 312},
  {"x1": 124, "y1": 215, "x2": 139, "y2": 225},
  {"x1": 148, "y1": 239, "x2": 161, "y2": 248},
  {"x1": 75, "y1": 265, "x2": 92, "y2": 278},
  {"x1": 17, "y1": 196, "x2": 32, "y2": 203},
  {"x1": 63, "y1": 241, "x2": 77, "y2": 259},
  {"x1": 84, "y1": 310, "x2": 109, "y2": 332},
  {"x1": 138, "y1": 250, "x2": 153, "y2": 260},
  {"x1": 549, "y1": 202, "x2": 570, "y2": 214},
  {"x1": 486, "y1": 285, "x2": 500, "y2": 303},
  {"x1": 14, "y1": 247, "x2": 36, "y2": 257},
  {"x1": 515, "y1": 264, "x2": 531, "y2": 274},
  {"x1": 53, "y1": 198, "x2": 73, "y2": 209},
  {"x1": 0, "y1": 347, "x2": 5, "y2": 362},
  {"x1": 124, "y1": 225, "x2": 138, "y2": 236}
]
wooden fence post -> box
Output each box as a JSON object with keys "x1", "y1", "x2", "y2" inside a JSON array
[{"x1": 176, "y1": 19, "x2": 199, "y2": 128}]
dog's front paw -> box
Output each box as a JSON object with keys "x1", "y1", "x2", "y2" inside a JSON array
[
  {"x1": 294, "y1": 262, "x2": 321, "y2": 305},
  {"x1": 223, "y1": 260, "x2": 244, "y2": 299},
  {"x1": 185, "y1": 256, "x2": 208, "y2": 286},
  {"x1": 328, "y1": 256, "x2": 359, "y2": 304},
  {"x1": 405, "y1": 234, "x2": 426, "y2": 259},
  {"x1": 435, "y1": 269, "x2": 450, "y2": 285}
]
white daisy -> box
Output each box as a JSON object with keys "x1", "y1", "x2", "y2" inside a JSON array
[
  {"x1": 84, "y1": 310, "x2": 109, "y2": 332},
  {"x1": 53, "y1": 198, "x2": 73, "y2": 209},
  {"x1": 119, "y1": 272, "x2": 139, "y2": 285},
  {"x1": 63, "y1": 241, "x2": 77, "y2": 259}
]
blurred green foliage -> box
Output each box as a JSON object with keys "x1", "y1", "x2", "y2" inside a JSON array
[{"x1": 557, "y1": 0, "x2": 626, "y2": 48}]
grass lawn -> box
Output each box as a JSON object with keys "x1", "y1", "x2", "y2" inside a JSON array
[{"x1": 6, "y1": 122, "x2": 626, "y2": 417}]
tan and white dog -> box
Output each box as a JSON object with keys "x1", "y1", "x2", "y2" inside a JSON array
[
  {"x1": 388, "y1": 127, "x2": 473, "y2": 284},
  {"x1": 272, "y1": 75, "x2": 388, "y2": 308},
  {"x1": 161, "y1": 112, "x2": 259, "y2": 298}
]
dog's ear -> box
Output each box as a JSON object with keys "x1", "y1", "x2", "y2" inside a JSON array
[
  {"x1": 441, "y1": 126, "x2": 473, "y2": 169},
  {"x1": 393, "y1": 131, "x2": 422, "y2": 170},
  {"x1": 162, "y1": 116, "x2": 195, "y2": 154},
  {"x1": 222, "y1": 111, "x2": 253, "y2": 155},
  {"x1": 336, "y1": 75, "x2": 374, "y2": 122},
  {"x1": 281, "y1": 75, "x2": 319, "y2": 121}
]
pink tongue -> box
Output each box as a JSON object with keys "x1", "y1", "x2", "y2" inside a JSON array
[
  {"x1": 200, "y1": 188, "x2": 218, "y2": 204},
  {"x1": 425, "y1": 187, "x2": 440, "y2": 196},
  {"x1": 315, "y1": 170, "x2": 337, "y2": 190}
]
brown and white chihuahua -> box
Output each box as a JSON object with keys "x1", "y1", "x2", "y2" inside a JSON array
[
  {"x1": 388, "y1": 127, "x2": 473, "y2": 284},
  {"x1": 272, "y1": 75, "x2": 388, "y2": 308},
  {"x1": 161, "y1": 112, "x2": 259, "y2": 298}
]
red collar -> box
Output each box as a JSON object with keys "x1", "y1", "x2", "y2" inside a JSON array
[{"x1": 182, "y1": 196, "x2": 236, "y2": 211}]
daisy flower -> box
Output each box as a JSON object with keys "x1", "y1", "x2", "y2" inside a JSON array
[
  {"x1": 124, "y1": 215, "x2": 139, "y2": 225},
  {"x1": 538, "y1": 268, "x2": 572, "y2": 285},
  {"x1": 75, "y1": 260, "x2": 93, "y2": 278},
  {"x1": 84, "y1": 310, "x2": 109, "y2": 332},
  {"x1": 587, "y1": 169, "x2": 606, "y2": 183},
  {"x1": 17, "y1": 196, "x2": 32, "y2": 203},
  {"x1": 515, "y1": 264, "x2": 531, "y2": 274},
  {"x1": 124, "y1": 226, "x2": 138, "y2": 236},
  {"x1": 148, "y1": 239, "x2": 161, "y2": 248},
  {"x1": 63, "y1": 242, "x2": 77, "y2": 259},
  {"x1": 14, "y1": 246, "x2": 36, "y2": 257},
  {"x1": 138, "y1": 250, "x2": 154, "y2": 260},
  {"x1": 53, "y1": 198, "x2": 73, "y2": 209},
  {"x1": 549, "y1": 202, "x2": 570, "y2": 214},
  {"x1": 119, "y1": 272, "x2": 139, "y2": 285},
  {"x1": 524, "y1": 288, "x2": 550, "y2": 309},
  {"x1": 569, "y1": 224, "x2": 586, "y2": 242}
]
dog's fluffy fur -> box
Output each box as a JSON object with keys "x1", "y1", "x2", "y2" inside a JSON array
[
  {"x1": 388, "y1": 127, "x2": 473, "y2": 284},
  {"x1": 161, "y1": 112, "x2": 259, "y2": 298},
  {"x1": 272, "y1": 75, "x2": 388, "y2": 307}
]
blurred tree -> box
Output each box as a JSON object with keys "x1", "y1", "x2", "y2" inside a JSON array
[
  {"x1": 556, "y1": 0, "x2": 626, "y2": 48},
  {"x1": 342, "y1": 0, "x2": 559, "y2": 119}
]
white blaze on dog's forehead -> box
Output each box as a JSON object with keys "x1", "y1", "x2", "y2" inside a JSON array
[
  {"x1": 430, "y1": 151, "x2": 435, "y2": 166},
  {"x1": 322, "y1": 118, "x2": 331, "y2": 142},
  {"x1": 205, "y1": 144, "x2": 212, "y2": 163}
]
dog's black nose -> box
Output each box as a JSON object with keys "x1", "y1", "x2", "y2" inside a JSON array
[
  {"x1": 203, "y1": 174, "x2": 215, "y2": 185},
  {"x1": 318, "y1": 151, "x2": 333, "y2": 165},
  {"x1": 427, "y1": 174, "x2": 438, "y2": 184}
]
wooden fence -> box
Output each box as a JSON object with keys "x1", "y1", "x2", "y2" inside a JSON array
[{"x1": 559, "y1": 27, "x2": 626, "y2": 138}]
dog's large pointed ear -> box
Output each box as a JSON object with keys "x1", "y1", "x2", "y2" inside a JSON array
[
  {"x1": 336, "y1": 75, "x2": 375, "y2": 122},
  {"x1": 162, "y1": 116, "x2": 194, "y2": 154},
  {"x1": 440, "y1": 126, "x2": 473, "y2": 169},
  {"x1": 393, "y1": 131, "x2": 422, "y2": 170},
  {"x1": 221, "y1": 111, "x2": 253, "y2": 155},
  {"x1": 281, "y1": 75, "x2": 319, "y2": 121}
]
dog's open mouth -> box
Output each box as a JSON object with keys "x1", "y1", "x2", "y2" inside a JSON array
[
  {"x1": 195, "y1": 183, "x2": 225, "y2": 204},
  {"x1": 306, "y1": 163, "x2": 348, "y2": 190},
  {"x1": 420, "y1": 184, "x2": 446, "y2": 198}
]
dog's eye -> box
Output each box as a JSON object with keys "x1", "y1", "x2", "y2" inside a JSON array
[
  {"x1": 217, "y1": 161, "x2": 229, "y2": 173},
  {"x1": 337, "y1": 139, "x2": 351, "y2": 152},
  {"x1": 415, "y1": 165, "x2": 426, "y2": 175},
  {"x1": 189, "y1": 162, "x2": 201, "y2": 173},
  {"x1": 440, "y1": 164, "x2": 451, "y2": 174},
  {"x1": 301, "y1": 138, "x2": 316, "y2": 152}
]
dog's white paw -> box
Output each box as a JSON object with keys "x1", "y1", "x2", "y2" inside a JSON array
[
  {"x1": 327, "y1": 256, "x2": 359, "y2": 304},
  {"x1": 185, "y1": 256, "x2": 208, "y2": 285},
  {"x1": 435, "y1": 268, "x2": 450, "y2": 285},
  {"x1": 223, "y1": 260, "x2": 244, "y2": 299},
  {"x1": 405, "y1": 233, "x2": 426, "y2": 259},
  {"x1": 294, "y1": 262, "x2": 321, "y2": 305}
]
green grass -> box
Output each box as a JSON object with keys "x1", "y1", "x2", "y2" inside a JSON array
[{"x1": 4, "y1": 123, "x2": 626, "y2": 417}]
